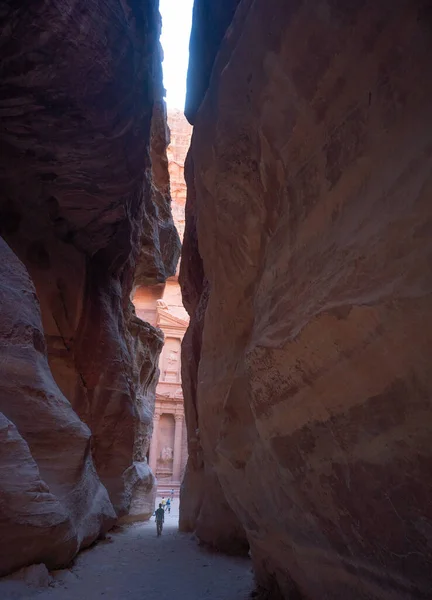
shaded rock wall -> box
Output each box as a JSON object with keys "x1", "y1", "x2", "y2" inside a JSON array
[
  {"x1": 181, "y1": 0, "x2": 432, "y2": 597},
  {"x1": 0, "y1": 0, "x2": 178, "y2": 573},
  {"x1": 185, "y1": 0, "x2": 241, "y2": 123},
  {"x1": 0, "y1": 238, "x2": 115, "y2": 576},
  {"x1": 121, "y1": 308, "x2": 164, "y2": 520},
  {"x1": 179, "y1": 153, "x2": 248, "y2": 554},
  {"x1": 135, "y1": 50, "x2": 181, "y2": 287}
]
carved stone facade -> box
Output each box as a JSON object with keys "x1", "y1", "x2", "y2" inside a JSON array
[{"x1": 133, "y1": 109, "x2": 192, "y2": 491}]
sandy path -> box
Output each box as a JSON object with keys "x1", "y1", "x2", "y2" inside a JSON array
[{"x1": 1, "y1": 503, "x2": 253, "y2": 600}]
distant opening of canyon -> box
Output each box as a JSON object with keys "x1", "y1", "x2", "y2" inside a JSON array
[
  {"x1": 0, "y1": 2, "x2": 431, "y2": 599},
  {"x1": 132, "y1": 108, "x2": 192, "y2": 499},
  {"x1": 159, "y1": 0, "x2": 194, "y2": 110},
  {"x1": 132, "y1": 0, "x2": 193, "y2": 502}
]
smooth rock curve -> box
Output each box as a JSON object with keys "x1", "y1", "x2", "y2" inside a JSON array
[
  {"x1": 181, "y1": 0, "x2": 432, "y2": 597},
  {"x1": 0, "y1": 237, "x2": 115, "y2": 576}
]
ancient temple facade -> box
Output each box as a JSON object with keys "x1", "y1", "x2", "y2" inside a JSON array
[{"x1": 133, "y1": 109, "x2": 192, "y2": 493}]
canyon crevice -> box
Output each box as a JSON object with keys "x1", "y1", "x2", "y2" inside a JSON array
[
  {"x1": 1, "y1": 0, "x2": 432, "y2": 597},
  {"x1": 180, "y1": 0, "x2": 432, "y2": 598},
  {"x1": 0, "y1": 0, "x2": 178, "y2": 575}
]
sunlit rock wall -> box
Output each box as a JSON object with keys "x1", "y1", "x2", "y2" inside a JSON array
[
  {"x1": 0, "y1": 0, "x2": 179, "y2": 573},
  {"x1": 167, "y1": 109, "x2": 193, "y2": 241},
  {"x1": 181, "y1": 0, "x2": 432, "y2": 597}
]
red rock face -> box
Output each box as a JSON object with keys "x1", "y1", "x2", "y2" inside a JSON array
[
  {"x1": 0, "y1": 238, "x2": 115, "y2": 575},
  {"x1": 181, "y1": 0, "x2": 432, "y2": 597},
  {"x1": 179, "y1": 153, "x2": 248, "y2": 554},
  {"x1": 167, "y1": 109, "x2": 193, "y2": 240},
  {"x1": 0, "y1": 0, "x2": 179, "y2": 572}
]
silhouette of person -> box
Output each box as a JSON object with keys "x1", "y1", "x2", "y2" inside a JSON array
[{"x1": 155, "y1": 503, "x2": 165, "y2": 536}]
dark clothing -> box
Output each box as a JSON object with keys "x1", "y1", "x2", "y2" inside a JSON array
[
  {"x1": 155, "y1": 508, "x2": 165, "y2": 522},
  {"x1": 155, "y1": 507, "x2": 164, "y2": 536}
]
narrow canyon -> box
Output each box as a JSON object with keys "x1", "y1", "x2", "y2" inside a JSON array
[
  {"x1": 0, "y1": 0, "x2": 179, "y2": 574},
  {"x1": 1, "y1": 1, "x2": 432, "y2": 599}
]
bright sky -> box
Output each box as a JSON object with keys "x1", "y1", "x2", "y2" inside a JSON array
[{"x1": 159, "y1": 0, "x2": 194, "y2": 109}]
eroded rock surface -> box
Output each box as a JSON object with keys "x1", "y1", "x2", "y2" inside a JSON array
[
  {"x1": 0, "y1": 238, "x2": 115, "y2": 576},
  {"x1": 122, "y1": 311, "x2": 164, "y2": 520},
  {"x1": 0, "y1": 0, "x2": 178, "y2": 573},
  {"x1": 167, "y1": 109, "x2": 193, "y2": 240},
  {"x1": 179, "y1": 153, "x2": 248, "y2": 554},
  {"x1": 181, "y1": 0, "x2": 432, "y2": 597},
  {"x1": 185, "y1": 0, "x2": 242, "y2": 123}
]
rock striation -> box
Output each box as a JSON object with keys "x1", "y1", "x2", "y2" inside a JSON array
[
  {"x1": 0, "y1": 237, "x2": 115, "y2": 576},
  {"x1": 179, "y1": 152, "x2": 249, "y2": 555},
  {"x1": 181, "y1": 0, "x2": 432, "y2": 597},
  {"x1": 0, "y1": 0, "x2": 179, "y2": 574}
]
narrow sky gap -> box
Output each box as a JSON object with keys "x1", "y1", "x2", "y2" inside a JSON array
[{"x1": 159, "y1": 0, "x2": 194, "y2": 110}]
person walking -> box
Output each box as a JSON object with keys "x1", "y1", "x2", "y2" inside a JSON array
[
  {"x1": 155, "y1": 503, "x2": 165, "y2": 536},
  {"x1": 166, "y1": 497, "x2": 171, "y2": 514}
]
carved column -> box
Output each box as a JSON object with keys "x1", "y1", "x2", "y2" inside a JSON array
[
  {"x1": 172, "y1": 414, "x2": 184, "y2": 482},
  {"x1": 149, "y1": 412, "x2": 160, "y2": 473}
]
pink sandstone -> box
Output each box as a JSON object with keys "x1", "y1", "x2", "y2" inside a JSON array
[
  {"x1": 0, "y1": 237, "x2": 115, "y2": 576},
  {"x1": 180, "y1": 0, "x2": 432, "y2": 597},
  {"x1": 0, "y1": 0, "x2": 178, "y2": 573},
  {"x1": 133, "y1": 109, "x2": 192, "y2": 495}
]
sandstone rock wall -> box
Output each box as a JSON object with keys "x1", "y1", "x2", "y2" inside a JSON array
[
  {"x1": 179, "y1": 152, "x2": 249, "y2": 554},
  {"x1": 0, "y1": 0, "x2": 179, "y2": 573},
  {"x1": 0, "y1": 238, "x2": 115, "y2": 576},
  {"x1": 132, "y1": 109, "x2": 191, "y2": 492},
  {"x1": 167, "y1": 109, "x2": 193, "y2": 241},
  {"x1": 181, "y1": 0, "x2": 432, "y2": 597},
  {"x1": 185, "y1": 0, "x2": 242, "y2": 123}
]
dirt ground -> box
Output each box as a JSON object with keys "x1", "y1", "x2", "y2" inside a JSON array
[{"x1": 0, "y1": 500, "x2": 254, "y2": 600}]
